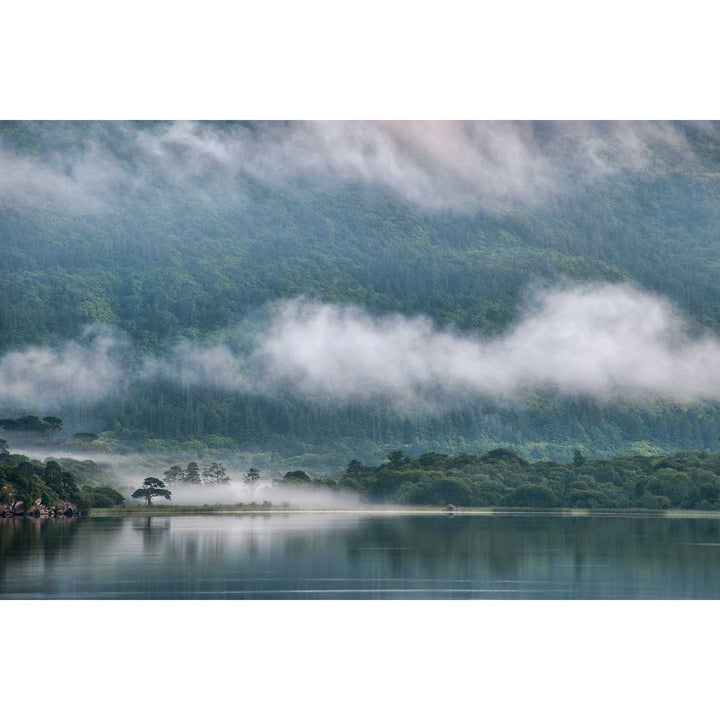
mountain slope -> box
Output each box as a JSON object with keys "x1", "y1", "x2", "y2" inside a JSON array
[{"x1": 3, "y1": 122, "x2": 720, "y2": 467}]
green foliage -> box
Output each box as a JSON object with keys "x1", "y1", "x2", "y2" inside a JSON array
[
  {"x1": 506, "y1": 484, "x2": 561, "y2": 508},
  {"x1": 131, "y1": 477, "x2": 172, "y2": 505},
  {"x1": 0, "y1": 453, "x2": 102, "y2": 509},
  {"x1": 277, "y1": 470, "x2": 312, "y2": 485},
  {"x1": 73, "y1": 432, "x2": 99, "y2": 444},
  {"x1": 184, "y1": 462, "x2": 201, "y2": 484},
  {"x1": 82, "y1": 484, "x2": 124, "y2": 508},
  {"x1": 163, "y1": 465, "x2": 184, "y2": 486},
  {"x1": 42, "y1": 416, "x2": 63, "y2": 442},
  {"x1": 45, "y1": 456, "x2": 113, "y2": 486},
  {"x1": 243, "y1": 467, "x2": 261, "y2": 501},
  {"x1": 202, "y1": 461, "x2": 231, "y2": 485},
  {"x1": 7, "y1": 127, "x2": 720, "y2": 460},
  {"x1": 0, "y1": 416, "x2": 65, "y2": 444},
  {"x1": 0, "y1": 416, "x2": 52, "y2": 439},
  {"x1": 339, "y1": 447, "x2": 720, "y2": 509}
]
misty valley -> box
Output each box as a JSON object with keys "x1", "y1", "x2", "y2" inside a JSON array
[{"x1": 6, "y1": 121, "x2": 720, "y2": 598}]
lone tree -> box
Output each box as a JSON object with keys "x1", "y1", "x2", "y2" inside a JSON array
[
  {"x1": 42, "y1": 416, "x2": 63, "y2": 443},
  {"x1": 132, "y1": 477, "x2": 172, "y2": 506},
  {"x1": 202, "y1": 462, "x2": 231, "y2": 485},
  {"x1": 243, "y1": 467, "x2": 261, "y2": 503}
]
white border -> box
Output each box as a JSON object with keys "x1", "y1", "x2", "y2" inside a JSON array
[
  {"x1": 2, "y1": 0, "x2": 720, "y2": 119},
  {"x1": 4, "y1": 600, "x2": 717, "y2": 719},
  {"x1": 2, "y1": 2, "x2": 719, "y2": 715}
]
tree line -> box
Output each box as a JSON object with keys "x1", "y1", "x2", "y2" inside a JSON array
[
  {"x1": 160, "y1": 462, "x2": 262, "y2": 501},
  {"x1": 0, "y1": 416, "x2": 98, "y2": 446},
  {"x1": 8, "y1": 440, "x2": 720, "y2": 510},
  {"x1": 334, "y1": 447, "x2": 720, "y2": 509}
]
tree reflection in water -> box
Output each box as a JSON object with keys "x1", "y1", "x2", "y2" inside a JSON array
[
  {"x1": 4, "y1": 513, "x2": 720, "y2": 598},
  {"x1": 133, "y1": 516, "x2": 171, "y2": 550}
]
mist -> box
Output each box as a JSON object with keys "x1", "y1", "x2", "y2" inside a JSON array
[
  {"x1": 6, "y1": 283, "x2": 720, "y2": 413},
  {"x1": 145, "y1": 283, "x2": 720, "y2": 408},
  {"x1": 253, "y1": 284, "x2": 720, "y2": 407},
  {"x1": 10, "y1": 443, "x2": 362, "y2": 508},
  {"x1": 0, "y1": 325, "x2": 129, "y2": 408},
  {"x1": 0, "y1": 121, "x2": 702, "y2": 214},
  {"x1": 168, "y1": 482, "x2": 361, "y2": 509}
]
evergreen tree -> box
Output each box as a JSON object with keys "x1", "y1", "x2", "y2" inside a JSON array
[
  {"x1": 202, "y1": 462, "x2": 231, "y2": 485},
  {"x1": 243, "y1": 467, "x2": 261, "y2": 502},
  {"x1": 42, "y1": 417, "x2": 63, "y2": 443},
  {"x1": 184, "y1": 462, "x2": 201, "y2": 484},
  {"x1": 163, "y1": 465, "x2": 185, "y2": 486},
  {"x1": 131, "y1": 477, "x2": 172, "y2": 506}
]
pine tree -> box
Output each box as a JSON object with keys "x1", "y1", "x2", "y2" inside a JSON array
[
  {"x1": 243, "y1": 467, "x2": 261, "y2": 503},
  {"x1": 184, "y1": 462, "x2": 201, "y2": 484},
  {"x1": 131, "y1": 477, "x2": 172, "y2": 506},
  {"x1": 202, "y1": 462, "x2": 231, "y2": 485}
]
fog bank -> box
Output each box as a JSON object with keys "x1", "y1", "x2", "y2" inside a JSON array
[
  {"x1": 0, "y1": 326, "x2": 128, "y2": 408},
  {"x1": 255, "y1": 285, "x2": 720, "y2": 407},
  {"x1": 5, "y1": 284, "x2": 720, "y2": 412},
  {"x1": 168, "y1": 482, "x2": 361, "y2": 509}
]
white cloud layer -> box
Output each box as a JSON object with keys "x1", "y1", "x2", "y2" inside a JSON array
[
  {"x1": 0, "y1": 121, "x2": 701, "y2": 213},
  {"x1": 255, "y1": 286, "x2": 720, "y2": 407},
  {"x1": 0, "y1": 326, "x2": 128, "y2": 409},
  {"x1": 4, "y1": 284, "x2": 720, "y2": 412}
]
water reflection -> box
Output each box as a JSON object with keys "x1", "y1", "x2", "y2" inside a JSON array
[
  {"x1": 2, "y1": 514, "x2": 720, "y2": 598},
  {"x1": 133, "y1": 517, "x2": 171, "y2": 550}
]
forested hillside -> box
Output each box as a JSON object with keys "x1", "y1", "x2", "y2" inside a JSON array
[{"x1": 3, "y1": 121, "x2": 720, "y2": 468}]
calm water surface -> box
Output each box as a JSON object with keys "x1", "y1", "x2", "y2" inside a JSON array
[{"x1": 2, "y1": 513, "x2": 720, "y2": 599}]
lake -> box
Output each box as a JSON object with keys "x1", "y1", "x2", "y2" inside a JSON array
[{"x1": 2, "y1": 512, "x2": 720, "y2": 599}]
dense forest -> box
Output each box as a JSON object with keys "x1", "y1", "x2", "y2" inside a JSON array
[
  {"x1": 141, "y1": 445, "x2": 720, "y2": 510},
  {"x1": 4, "y1": 122, "x2": 720, "y2": 465},
  {"x1": 335, "y1": 447, "x2": 720, "y2": 510}
]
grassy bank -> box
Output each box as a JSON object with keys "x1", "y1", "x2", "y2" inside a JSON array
[{"x1": 90, "y1": 504, "x2": 273, "y2": 516}]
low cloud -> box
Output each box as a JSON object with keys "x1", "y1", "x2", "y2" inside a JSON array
[
  {"x1": 0, "y1": 141, "x2": 128, "y2": 213},
  {"x1": 142, "y1": 338, "x2": 250, "y2": 392},
  {"x1": 5, "y1": 284, "x2": 720, "y2": 413},
  {"x1": 0, "y1": 326, "x2": 129, "y2": 410},
  {"x1": 0, "y1": 121, "x2": 702, "y2": 214},
  {"x1": 253, "y1": 285, "x2": 720, "y2": 407}
]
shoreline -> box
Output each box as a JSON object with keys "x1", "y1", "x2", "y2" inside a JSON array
[{"x1": 82, "y1": 505, "x2": 720, "y2": 519}]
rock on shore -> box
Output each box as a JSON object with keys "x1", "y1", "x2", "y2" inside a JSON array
[{"x1": 0, "y1": 499, "x2": 81, "y2": 518}]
